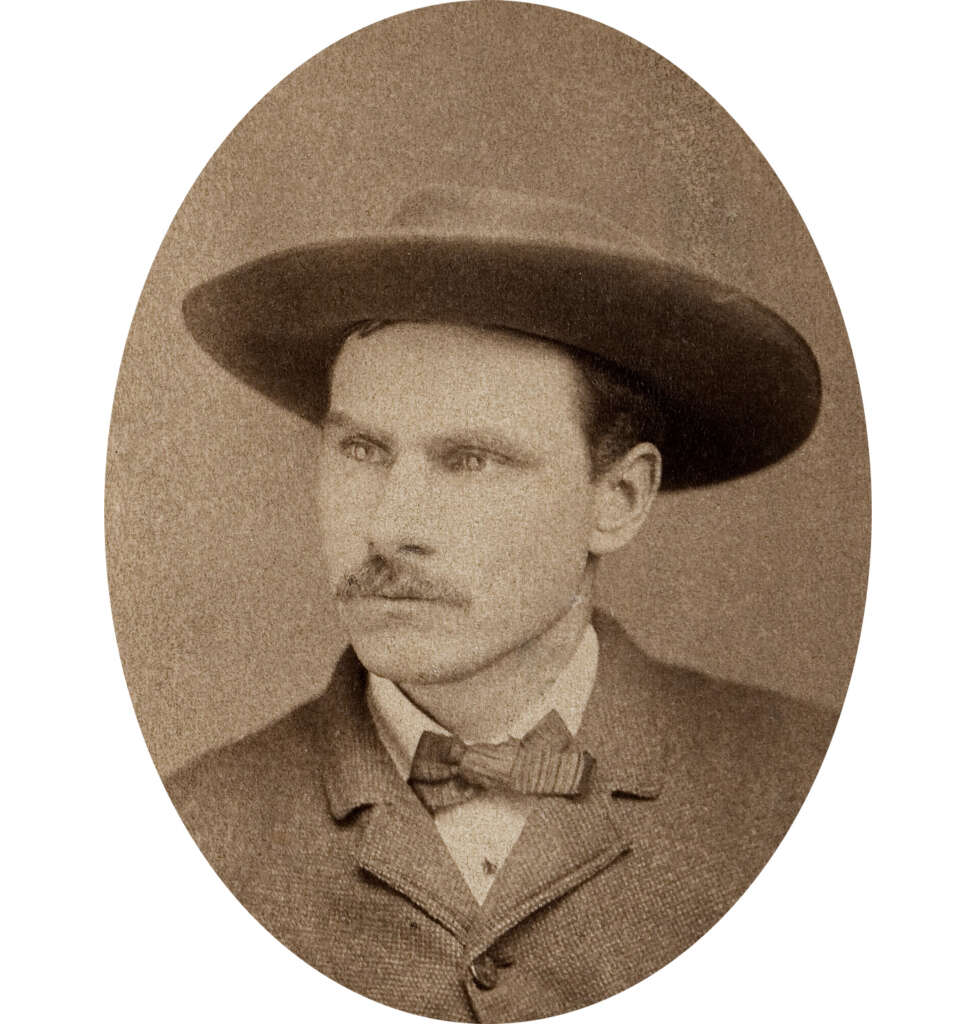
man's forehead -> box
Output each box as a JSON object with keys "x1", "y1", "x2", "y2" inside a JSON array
[{"x1": 328, "y1": 321, "x2": 585, "y2": 428}]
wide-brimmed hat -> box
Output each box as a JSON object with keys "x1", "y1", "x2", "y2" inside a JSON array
[{"x1": 182, "y1": 185, "x2": 820, "y2": 489}]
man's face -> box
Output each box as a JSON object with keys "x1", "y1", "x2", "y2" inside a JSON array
[{"x1": 318, "y1": 321, "x2": 599, "y2": 687}]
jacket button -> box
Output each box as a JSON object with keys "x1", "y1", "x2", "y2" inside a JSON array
[{"x1": 469, "y1": 952, "x2": 499, "y2": 990}]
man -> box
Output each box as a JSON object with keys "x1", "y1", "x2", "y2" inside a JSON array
[{"x1": 170, "y1": 185, "x2": 835, "y2": 1022}]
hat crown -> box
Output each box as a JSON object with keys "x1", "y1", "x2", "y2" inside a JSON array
[{"x1": 388, "y1": 185, "x2": 648, "y2": 253}]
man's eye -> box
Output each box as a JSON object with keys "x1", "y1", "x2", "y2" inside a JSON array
[
  {"x1": 341, "y1": 439, "x2": 386, "y2": 464},
  {"x1": 448, "y1": 450, "x2": 491, "y2": 473}
]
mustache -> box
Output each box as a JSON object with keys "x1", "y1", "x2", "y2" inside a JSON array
[{"x1": 335, "y1": 554, "x2": 471, "y2": 609}]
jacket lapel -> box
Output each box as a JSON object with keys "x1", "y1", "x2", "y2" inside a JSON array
[
  {"x1": 317, "y1": 611, "x2": 673, "y2": 953},
  {"x1": 317, "y1": 647, "x2": 481, "y2": 937},
  {"x1": 468, "y1": 610, "x2": 671, "y2": 953},
  {"x1": 469, "y1": 789, "x2": 630, "y2": 953},
  {"x1": 358, "y1": 802, "x2": 481, "y2": 938}
]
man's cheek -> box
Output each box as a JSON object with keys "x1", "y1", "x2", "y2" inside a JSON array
[{"x1": 319, "y1": 524, "x2": 366, "y2": 580}]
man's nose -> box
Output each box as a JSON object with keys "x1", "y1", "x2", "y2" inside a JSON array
[{"x1": 366, "y1": 457, "x2": 435, "y2": 556}]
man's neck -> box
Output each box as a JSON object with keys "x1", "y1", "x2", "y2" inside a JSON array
[{"x1": 395, "y1": 591, "x2": 594, "y2": 743}]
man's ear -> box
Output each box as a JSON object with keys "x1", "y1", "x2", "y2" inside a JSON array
[{"x1": 588, "y1": 443, "x2": 662, "y2": 556}]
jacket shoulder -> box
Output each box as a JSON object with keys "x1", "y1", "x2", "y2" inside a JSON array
[
  {"x1": 657, "y1": 657, "x2": 837, "y2": 760},
  {"x1": 164, "y1": 695, "x2": 329, "y2": 861},
  {"x1": 595, "y1": 611, "x2": 839, "y2": 793}
]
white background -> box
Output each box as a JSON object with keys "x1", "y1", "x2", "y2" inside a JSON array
[{"x1": 4, "y1": 1, "x2": 973, "y2": 1021}]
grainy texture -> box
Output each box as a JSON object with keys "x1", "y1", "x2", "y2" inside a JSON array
[
  {"x1": 167, "y1": 612, "x2": 836, "y2": 1022},
  {"x1": 105, "y1": 3, "x2": 869, "y2": 777}
]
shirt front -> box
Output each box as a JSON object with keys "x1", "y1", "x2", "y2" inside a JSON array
[{"x1": 366, "y1": 624, "x2": 599, "y2": 903}]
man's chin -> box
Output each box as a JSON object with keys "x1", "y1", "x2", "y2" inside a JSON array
[{"x1": 347, "y1": 627, "x2": 470, "y2": 687}]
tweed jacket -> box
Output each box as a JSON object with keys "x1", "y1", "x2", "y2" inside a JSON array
[{"x1": 167, "y1": 612, "x2": 837, "y2": 1022}]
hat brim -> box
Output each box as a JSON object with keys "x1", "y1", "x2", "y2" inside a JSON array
[{"x1": 182, "y1": 235, "x2": 820, "y2": 489}]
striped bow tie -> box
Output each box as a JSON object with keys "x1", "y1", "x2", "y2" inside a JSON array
[{"x1": 408, "y1": 709, "x2": 594, "y2": 812}]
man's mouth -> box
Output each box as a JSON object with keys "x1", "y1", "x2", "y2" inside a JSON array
[
  {"x1": 335, "y1": 554, "x2": 471, "y2": 609},
  {"x1": 368, "y1": 590, "x2": 434, "y2": 602}
]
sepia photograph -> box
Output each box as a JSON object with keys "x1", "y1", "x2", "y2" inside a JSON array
[
  {"x1": 104, "y1": 4, "x2": 866, "y2": 1019},
  {"x1": 4, "y1": 2, "x2": 973, "y2": 1023}
]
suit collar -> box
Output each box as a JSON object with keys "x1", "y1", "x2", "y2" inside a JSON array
[
  {"x1": 576, "y1": 609, "x2": 669, "y2": 799},
  {"x1": 463, "y1": 611, "x2": 669, "y2": 950},
  {"x1": 316, "y1": 648, "x2": 484, "y2": 934},
  {"x1": 317, "y1": 646, "x2": 405, "y2": 820},
  {"x1": 315, "y1": 613, "x2": 671, "y2": 947}
]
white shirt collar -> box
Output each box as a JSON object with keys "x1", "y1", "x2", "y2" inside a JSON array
[{"x1": 366, "y1": 623, "x2": 599, "y2": 781}]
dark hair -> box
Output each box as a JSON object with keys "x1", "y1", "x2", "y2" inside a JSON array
[
  {"x1": 335, "y1": 320, "x2": 664, "y2": 476},
  {"x1": 565, "y1": 344, "x2": 665, "y2": 478}
]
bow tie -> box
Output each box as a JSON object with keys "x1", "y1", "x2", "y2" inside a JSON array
[{"x1": 408, "y1": 709, "x2": 594, "y2": 812}]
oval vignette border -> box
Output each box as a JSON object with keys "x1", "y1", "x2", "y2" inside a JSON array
[{"x1": 104, "y1": 4, "x2": 871, "y2": 1024}]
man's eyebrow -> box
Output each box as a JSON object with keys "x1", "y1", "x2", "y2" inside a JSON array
[{"x1": 321, "y1": 410, "x2": 395, "y2": 448}]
